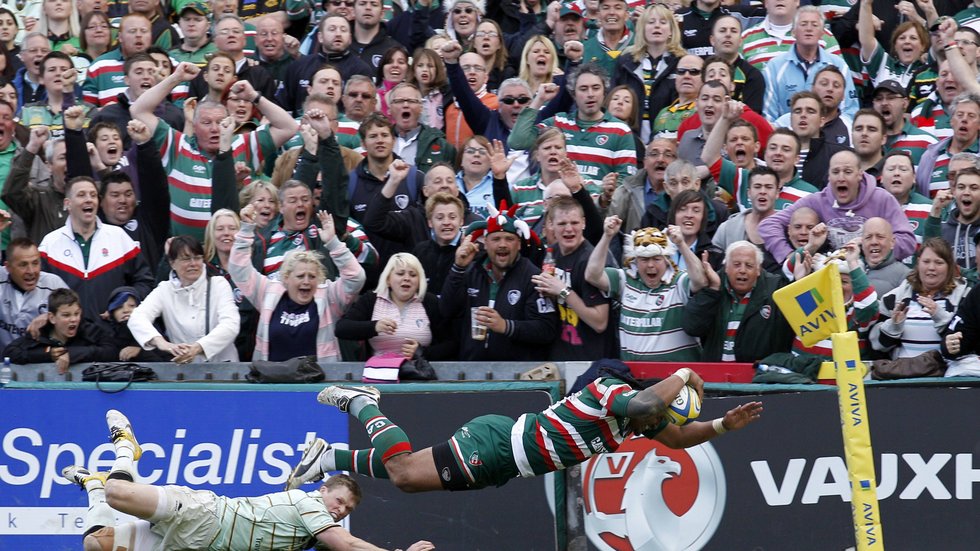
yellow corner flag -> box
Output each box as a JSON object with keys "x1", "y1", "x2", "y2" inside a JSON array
[{"x1": 773, "y1": 263, "x2": 848, "y2": 346}]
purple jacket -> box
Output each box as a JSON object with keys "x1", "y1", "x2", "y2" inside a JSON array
[{"x1": 759, "y1": 173, "x2": 916, "y2": 263}]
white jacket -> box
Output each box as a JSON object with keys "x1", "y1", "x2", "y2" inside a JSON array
[{"x1": 128, "y1": 272, "x2": 240, "y2": 362}]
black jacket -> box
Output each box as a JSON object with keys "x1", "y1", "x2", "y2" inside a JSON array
[
  {"x1": 801, "y1": 135, "x2": 850, "y2": 190},
  {"x1": 277, "y1": 49, "x2": 373, "y2": 115},
  {"x1": 412, "y1": 238, "x2": 459, "y2": 296},
  {"x1": 3, "y1": 321, "x2": 116, "y2": 365},
  {"x1": 440, "y1": 255, "x2": 560, "y2": 361},
  {"x1": 942, "y1": 283, "x2": 980, "y2": 358},
  {"x1": 352, "y1": 23, "x2": 404, "y2": 70},
  {"x1": 188, "y1": 60, "x2": 277, "y2": 103},
  {"x1": 335, "y1": 291, "x2": 456, "y2": 360},
  {"x1": 682, "y1": 271, "x2": 795, "y2": 362},
  {"x1": 612, "y1": 52, "x2": 680, "y2": 132}
]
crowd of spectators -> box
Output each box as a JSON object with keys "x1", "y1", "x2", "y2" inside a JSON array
[{"x1": 2, "y1": 0, "x2": 980, "y2": 380}]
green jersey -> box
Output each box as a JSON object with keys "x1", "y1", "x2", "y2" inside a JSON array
[
  {"x1": 708, "y1": 157, "x2": 817, "y2": 211},
  {"x1": 605, "y1": 267, "x2": 700, "y2": 361},
  {"x1": 209, "y1": 489, "x2": 337, "y2": 551}
]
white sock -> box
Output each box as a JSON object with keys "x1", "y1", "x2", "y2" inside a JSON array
[
  {"x1": 348, "y1": 395, "x2": 374, "y2": 417},
  {"x1": 111, "y1": 443, "x2": 135, "y2": 479},
  {"x1": 84, "y1": 487, "x2": 114, "y2": 532},
  {"x1": 318, "y1": 447, "x2": 337, "y2": 473}
]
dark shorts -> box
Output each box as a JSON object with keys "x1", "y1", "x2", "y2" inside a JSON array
[{"x1": 432, "y1": 414, "x2": 520, "y2": 490}]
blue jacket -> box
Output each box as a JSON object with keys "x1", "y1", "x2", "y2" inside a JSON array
[{"x1": 762, "y1": 45, "x2": 858, "y2": 121}]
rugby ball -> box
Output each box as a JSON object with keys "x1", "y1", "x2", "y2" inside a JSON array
[{"x1": 666, "y1": 384, "x2": 702, "y2": 426}]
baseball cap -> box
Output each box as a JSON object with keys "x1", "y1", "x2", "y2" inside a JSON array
[
  {"x1": 175, "y1": 0, "x2": 209, "y2": 18},
  {"x1": 872, "y1": 80, "x2": 908, "y2": 98},
  {"x1": 560, "y1": 1, "x2": 585, "y2": 18}
]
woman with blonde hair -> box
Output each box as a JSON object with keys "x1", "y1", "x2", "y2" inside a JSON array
[
  {"x1": 239, "y1": 180, "x2": 280, "y2": 230},
  {"x1": 203, "y1": 208, "x2": 260, "y2": 361},
  {"x1": 612, "y1": 4, "x2": 687, "y2": 143},
  {"x1": 519, "y1": 35, "x2": 559, "y2": 93},
  {"x1": 36, "y1": 0, "x2": 80, "y2": 53},
  {"x1": 336, "y1": 253, "x2": 455, "y2": 360},
  {"x1": 230, "y1": 206, "x2": 365, "y2": 361}
]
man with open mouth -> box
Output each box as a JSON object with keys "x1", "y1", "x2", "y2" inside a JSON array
[
  {"x1": 87, "y1": 52, "x2": 185, "y2": 150},
  {"x1": 83, "y1": 14, "x2": 154, "y2": 108},
  {"x1": 918, "y1": 86, "x2": 980, "y2": 195},
  {"x1": 872, "y1": 79, "x2": 938, "y2": 167}
]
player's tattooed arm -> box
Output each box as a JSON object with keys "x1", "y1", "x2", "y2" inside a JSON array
[{"x1": 625, "y1": 389, "x2": 668, "y2": 420}]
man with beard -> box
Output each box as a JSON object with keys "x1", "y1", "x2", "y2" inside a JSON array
[
  {"x1": 703, "y1": 102, "x2": 818, "y2": 212},
  {"x1": 924, "y1": 166, "x2": 980, "y2": 272},
  {"x1": 387, "y1": 83, "x2": 454, "y2": 172},
  {"x1": 860, "y1": 216, "x2": 909, "y2": 296},
  {"x1": 551, "y1": 2, "x2": 587, "y2": 65},
  {"x1": 442, "y1": 40, "x2": 534, "y2": 150},
  {"x1": 873, "y1": 79, "x2": 938, "y2": 167},
  {"x1": 278, "y1": 15, "x2": 372, "y2": 115},
  {"x1": 440, "y1": 206, "x2": 560, "y2": 361},
  {"x1": 83, "y1": 14, "x2": 153, "y2": 108},
  {"x1": 87, "y1": 53, "x2": 185, "y2": 150},
  {"x1": 605, "y1": 137, "x2": 677, "y2": 233},
  {"x1": 683, "y1": 240, "x2": 794, "y2": 362},
  {"x1": 0, "y1": 235, "x2": 68, "y2": 351},
  {"x1": 531, "y1": 196, "x2": 614, "y2": 360}
]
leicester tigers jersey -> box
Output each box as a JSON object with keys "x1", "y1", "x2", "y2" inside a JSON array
[{"x1": 510, "y1": 377, "x2": 666, "y2": 478}]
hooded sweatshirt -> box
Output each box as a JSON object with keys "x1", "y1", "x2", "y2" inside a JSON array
[
  {"x1": 923, "y1": 207, "x2": 980, "y2": 272},
  {"x1": 758, "y1": 172, "x2": 917, "y2": 263}
]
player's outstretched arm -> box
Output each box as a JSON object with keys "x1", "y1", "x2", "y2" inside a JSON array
[
  {"x1": 317, "y1": 526, "x2": 435, "y2": 551},
  {"x1": 626, "y1": 368, "x2": 703, "y2": 422},
  {"x1": 655, "y1": 401, "x2": 764, "y2": 449}
]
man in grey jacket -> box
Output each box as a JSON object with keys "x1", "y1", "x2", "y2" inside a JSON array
[
  {"x1": 861, "y1": 217, "x2": 910, "y2": 296},
  {"x1": 603, "y1": 137, "x2": 676, "y2": 233},
  {"x1": 0, "y1": 234, "x2": 68, "y2": 350}
]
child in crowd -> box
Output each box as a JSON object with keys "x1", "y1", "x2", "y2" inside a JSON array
[
  {"x1": 2, "y1": 289, "x2": 116, "y2": 373},
  {"x1": 104, "y1": 286, "x2": 169, "y2": 362}
]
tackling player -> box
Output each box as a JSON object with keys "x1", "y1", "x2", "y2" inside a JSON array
[{"x1": 63, "y1": 410, "x2": 434, "y2": 551}]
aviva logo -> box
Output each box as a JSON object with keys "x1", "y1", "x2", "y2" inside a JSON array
[{"x1": 795, "y1": 288, "x2": 824, "y2": 316}]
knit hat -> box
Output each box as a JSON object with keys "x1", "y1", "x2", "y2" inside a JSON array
[
  {"x1": 465, "y1": 200, "x2": 540, "y2": 244},
  {"x1": 107, "y1": 286, "x2": 140, "y2": 313}
]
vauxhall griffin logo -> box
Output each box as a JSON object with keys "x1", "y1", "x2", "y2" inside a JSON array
[{"x1": 583, "y1": 437, "x2": 726, "y2": 550}]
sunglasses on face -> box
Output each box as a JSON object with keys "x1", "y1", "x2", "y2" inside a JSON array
[
  {"x1": 453, "y1": 7, "x2": 475, "y2": 15},
  {"x1": 676, "y1": 67, "x2": 702, "y2": 76},
  {"x1": 499, "y1": 96, "x2": 531, "y2": 105}
]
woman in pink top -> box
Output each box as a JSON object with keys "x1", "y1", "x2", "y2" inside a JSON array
[{"x1": 336, "y1": 253, "x2": 456, "y2": 360}]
